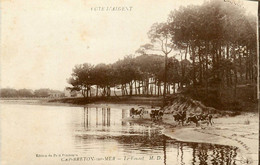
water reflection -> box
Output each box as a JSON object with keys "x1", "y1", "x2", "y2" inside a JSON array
[
  {"x1": 75, "y1": 107, "x2": 241, "y2": 165},
  {"x1": 83, "y1": 107, "x2": 114, "y2": 129},
  {"x1": 0, "y1": 104, "x2": 244, "y2": 165}
]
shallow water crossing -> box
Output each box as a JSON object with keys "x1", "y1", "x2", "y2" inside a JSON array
[{"x1": 1, "y1": 103, "x2": 246, "y2": 165}]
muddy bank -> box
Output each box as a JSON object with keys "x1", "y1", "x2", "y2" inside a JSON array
[
  {"x1": 0, "y1": 99, "x2": 152, "y2": 110},
  {"x1": 0, "y1": 96, "x2": 162, "y2": 106},
  {"x1": 125, "y1": 112, "x2": 259, "y2": 165},
  {"x1": 47, "y1": 96, "x2": 163, "y2": 106}
]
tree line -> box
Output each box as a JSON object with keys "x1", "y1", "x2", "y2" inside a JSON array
[
  {"x1": 0, "y1": 88, "x2": 63, "y2": 97},
  {"x1": 67, "y1": 54, "x2": 179, "y2": 98},
  {"x1": 67, "y1": 0, "x2": 257, "y2": 102}
]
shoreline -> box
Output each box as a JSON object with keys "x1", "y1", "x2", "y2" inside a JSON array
[
  {"x1": 0, "y1": 96, "x2": 163, "y2": 107},
  {"x1": 1, "y1": 99, "x2": 258, "y2": 164},
  {"x1": 124, "y1": 113, "x2": 259, "y2": 164},
  {"x1": 0, "y1": 99, "x2": 153, "y2": 110}
]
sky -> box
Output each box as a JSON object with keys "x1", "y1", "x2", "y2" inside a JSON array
[{"x1": 0, "y1": 0, "x2": 258, "y2": 91}]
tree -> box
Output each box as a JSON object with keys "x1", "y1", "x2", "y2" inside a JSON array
[
  {"x1": 167, "y1": 0, "x2": 257, "y2": 102},
  {"x1": 67, "y1": 63, "x2": 94, "y2": 98},
  {"x1": 0, "y1": 88, "x2": 18, "y2": 97},
  {"x1": 17, "y1": 89, "x2": 34, "y2": 97},
  {"x1": 34, "y1": 88, "x2": 51, "y2": 97},
  {"x1": 137, "y1": 23, "x2": 175, "y2": 102}
]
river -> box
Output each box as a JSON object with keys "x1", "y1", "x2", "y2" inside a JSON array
[{"x1": 0, "y1": 103, "x2": 244, "y2": 165}]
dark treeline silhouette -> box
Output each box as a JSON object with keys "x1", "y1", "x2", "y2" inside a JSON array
[
  {"x1": 67, "y1": 54, "x2": 173, "y2": 98},
  {"x1": 67, "y1": 0, "x2": 257, "y2": 109},
  {"x1": 0, "y1": 88, "x2": 63, "y2": 97}
]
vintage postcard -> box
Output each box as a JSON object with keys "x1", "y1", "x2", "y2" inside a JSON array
[{"x1": 0, "y1": 0, "x2": 259, "y2": 164}]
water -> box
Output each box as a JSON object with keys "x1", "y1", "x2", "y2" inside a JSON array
[{"x1": 0, "y1": 103, "x2": 244, "y2": 165}]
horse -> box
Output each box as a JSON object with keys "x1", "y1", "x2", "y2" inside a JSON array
[
  {"x1": 150, "y1": 110, "x2": 156, "y2": 121},
  {"x1": 150, "y1": 109, "x2": 164, "y2": 121},
  {"x1": 197, "y1": 114, "x2": 214, "y2": 126},
  {"x1": 187, "y1": 114, "x2": 213, "y2": 127},
  {"x1": 130, "y1": 108, "x2": 144, "y2": 118},
  {"x1": 158, "y1": 111, "x2": 164, "y2": 121},
  {"x1": 186, "y1": 115, "x2": 200, "y2": 127},
  {"x1": 173, "y1": 111, "x2": 186, "y2": 126}
]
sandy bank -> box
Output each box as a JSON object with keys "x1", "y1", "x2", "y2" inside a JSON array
[{"x1": 125, "y1": 113, "x2": 259, "y2": 164}]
